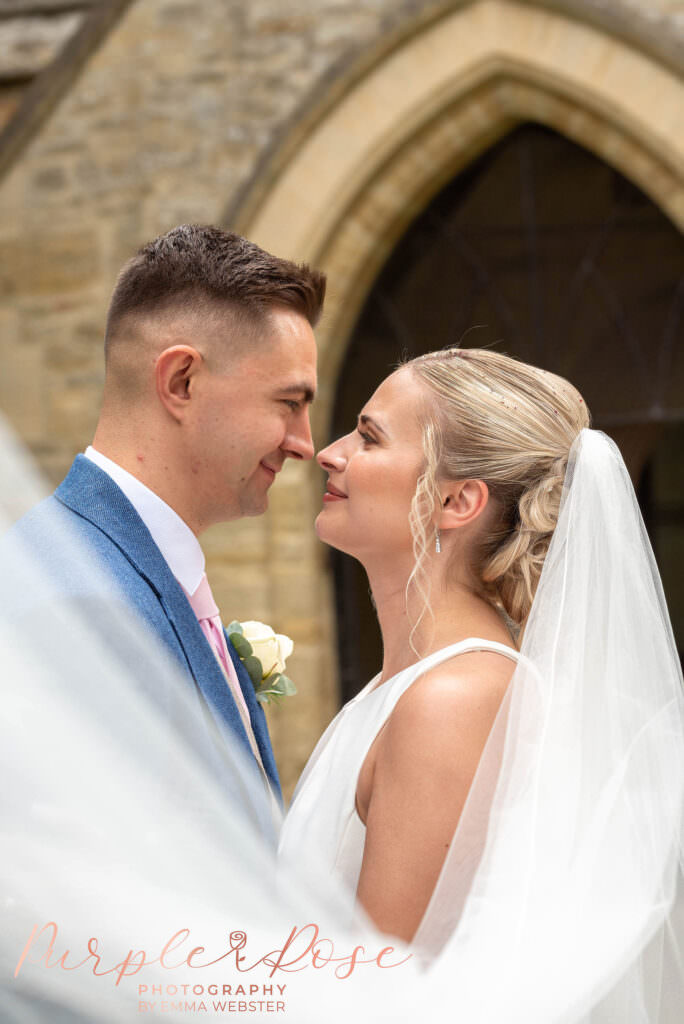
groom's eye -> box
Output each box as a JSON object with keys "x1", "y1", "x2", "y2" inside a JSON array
[{"x1": 282, "y1": 399, "x2": 300, "y2": 411}]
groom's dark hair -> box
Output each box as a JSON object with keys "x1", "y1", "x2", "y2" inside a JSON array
[{"x1": 104, "y1": 224, "x2": 326, "y2": 357}]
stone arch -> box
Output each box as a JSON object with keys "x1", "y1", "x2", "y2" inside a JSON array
[{"x1": 231, "y1": 0, "x2": 684, "y2": 438}]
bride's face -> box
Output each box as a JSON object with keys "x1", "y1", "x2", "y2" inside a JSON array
[{"x1": 315, "y1": 368, "x2": 426, "y2": 562}]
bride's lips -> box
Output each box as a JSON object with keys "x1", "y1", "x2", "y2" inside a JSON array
[
  {"x1": 259, "y1": 462, "x2": 277, "y2": 483},
  {"x1": 323, "y1": 481, "x2": 347, "y2": 502}
]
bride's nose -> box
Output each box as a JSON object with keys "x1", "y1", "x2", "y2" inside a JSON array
[{"x1": 317, "y1": 440, "x2": 347, "y2": 472}]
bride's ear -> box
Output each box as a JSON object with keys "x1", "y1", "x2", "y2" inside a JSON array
[{"x1": 438, "y1": 479, "x2": 489, "y2": 533}]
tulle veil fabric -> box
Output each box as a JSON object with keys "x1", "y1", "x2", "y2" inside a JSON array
[
  {"x1": 412, "y1": 429, "x2": 684, "y2": 1020},
  {"x1": 0, "y1": 419, "x2": 682, "y2": 1021}
]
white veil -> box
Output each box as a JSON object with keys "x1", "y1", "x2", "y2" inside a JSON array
[
  {"x1": 414, "y1": 428, "x2": 684, "y2": 1021},
  {"x1": 0, "y1": 419, "x2": 406, "y2": 1022},
  {"x1": 1, "y1": 421, "x2": 683, "y2": 1021}
]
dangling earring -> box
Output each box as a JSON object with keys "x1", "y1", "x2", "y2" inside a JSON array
[{"x1": 435, "y1": 528, "x2": 441, "y2": 554}]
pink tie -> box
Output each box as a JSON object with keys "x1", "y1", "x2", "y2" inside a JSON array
[{"x1": 186, "y1": 573, "x2": 253, "y2": 728}]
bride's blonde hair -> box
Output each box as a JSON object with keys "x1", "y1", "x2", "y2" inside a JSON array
[{"x1": 405, "y1": 347, "x2": 591, "y2": 643}]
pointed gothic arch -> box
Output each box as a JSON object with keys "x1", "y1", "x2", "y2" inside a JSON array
[{"x1": 232, "y1": 0, "x2": 684, "y2": 440}]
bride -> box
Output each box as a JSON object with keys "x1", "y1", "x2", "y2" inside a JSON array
[{"x1": 280, "y1": 346, "x2": 684, "y2": 1015}]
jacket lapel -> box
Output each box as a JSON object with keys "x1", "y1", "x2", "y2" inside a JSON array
[
  {"x1": 224, "y1": 632, "x2": 283, "y2": 802},
  {"x1": 55, "y1": 456, "x2": 281, "y2": 796}
]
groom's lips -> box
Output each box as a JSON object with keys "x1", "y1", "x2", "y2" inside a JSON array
[{"x1": 259, "y1": 462, "x2": 278, "y2": 483}]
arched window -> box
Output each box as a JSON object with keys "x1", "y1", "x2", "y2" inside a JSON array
[{"x1": 330, "y1": 124, "x2": 684, "y2": 702}]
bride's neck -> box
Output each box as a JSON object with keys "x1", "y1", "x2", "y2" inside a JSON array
[{"x1": 365, "y1": 558, "x2": 507, "y2": 684}]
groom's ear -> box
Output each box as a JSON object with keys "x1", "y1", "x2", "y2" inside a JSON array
[
  {"x1": 155, "y1": 346, "x2": 202, "y2": 423},
  {"x1": 438, "y1": 479, "x2": 489, "y2": 532}
]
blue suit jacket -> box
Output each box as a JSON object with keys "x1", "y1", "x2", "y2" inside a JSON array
[{"x1": 9, "y1": 455, "x2": 282, "y2": 841}]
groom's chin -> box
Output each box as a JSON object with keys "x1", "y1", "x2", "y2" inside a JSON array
[
  {"x1": 238, "y1": 490, "x2": 269, "y2": 518},
  {"x1": 246, "y1": 497, "x2": 268, "y2": 517}
]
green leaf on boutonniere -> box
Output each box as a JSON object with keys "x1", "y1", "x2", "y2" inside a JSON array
[
  {"x1": 275, "y1": 674, "x2": 296, "y2": 696},
  {"x1": 255, "y1": 673, "x2": 298, "y2": 705},
  {"x1": 242, "y1": 655, "x2": 263, "y2": 688},
  {"x1": 228, "y1": 632, "x2": 253, "y2": 660},
  {"x1": 226, "y1": 621, "x2": 243, "y2": 635}
]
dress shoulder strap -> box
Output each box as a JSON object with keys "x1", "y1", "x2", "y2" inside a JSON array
[
  {"x1": 366, "y1": 637, "x2": 525, "y2": 718},
  {"x1": 362, "y1": 638, "x2": 526, "y2": 708},
  {"x1": 408, "y1": 637, "x2": 522, "y2": 684}
]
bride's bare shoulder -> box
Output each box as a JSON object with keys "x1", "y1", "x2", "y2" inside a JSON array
[{"x1": 384, "y1": 648, "x2": 516, "y2": 760}]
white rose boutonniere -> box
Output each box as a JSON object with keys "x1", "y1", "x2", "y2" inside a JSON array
[{"x1": 226, "y1": 620, "x2": 296, "y2": 707}]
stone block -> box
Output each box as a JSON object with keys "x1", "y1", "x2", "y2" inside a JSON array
[
  {"x1": 203, "y1": 517, "x2": 268, "y2": 566},
  {"x1": 0, "y1": 230, "x2": 100, "y2": 295},
  {"x1": 0, "y1": 83, "x2": 23, "y2": 132},
  {"x1": 0, "y1": 13, "x2": 83, "y2": 79},
  {"x1": 30, "y1": 164, "x2": 68, "y2": 191},
  {"x1": 269, "y1": 529, "x2": 318, "y2": 564},
  {"x1": 46, "y1": 370, "x2": 101, "y2": 441},
  {"x1": 0, "y1": 307, "x2": 46, "y2": 443},
  {"x1": 0, "y1": 1, "x2": 94, "y2": 12},
  {"x1": 212, "y1": 568, "x2": 270, "y2": 624},
  {"x1": 29, "y1": 442, "x2": 77, "y2": 489},
  {"x1": 270, "y1": 564, "x2": 320, "y2": 620}
]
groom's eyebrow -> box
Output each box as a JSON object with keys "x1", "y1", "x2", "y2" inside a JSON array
[{"x1": 280, "y1": 383, "x2": 316, "y2": 403}]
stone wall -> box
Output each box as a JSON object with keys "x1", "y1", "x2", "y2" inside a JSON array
[
  {"x1": 0, "y1": 0, "x2": 95, "y2": 132},
  {"x1": 2, "y1": 0, "x2": 681, "y2": 466},
  {"x1": 0, "y1": 0, "x2": 682, "y2": 796}
]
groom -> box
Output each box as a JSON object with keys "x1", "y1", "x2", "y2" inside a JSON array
[{"x1": 10, "y1": 225, "x2": 324, "y2": 844}]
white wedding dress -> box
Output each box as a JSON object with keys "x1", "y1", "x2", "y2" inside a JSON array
[{"x1": 279, "y1": 638, "x2": 525, "y2": 918}]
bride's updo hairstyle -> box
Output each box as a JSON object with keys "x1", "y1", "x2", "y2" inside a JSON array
[{"x1": 406, "y1": 348, "x2": 591, "y2": 639}]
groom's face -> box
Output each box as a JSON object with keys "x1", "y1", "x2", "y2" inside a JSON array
[{"x1": 186, "y1": 306, "x2": 317, "y2": 530}]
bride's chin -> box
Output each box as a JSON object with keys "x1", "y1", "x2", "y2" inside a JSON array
[
  {"x1": 314, "y1": 511, "x2": 347, "y2": 551},
  {"x1": 314, "y1": 510, "x2": 332, "y2": 540}
]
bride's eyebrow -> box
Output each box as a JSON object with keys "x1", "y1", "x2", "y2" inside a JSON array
[{"x1": 358, "y1": 413, "x2": 388, "y2": 438}]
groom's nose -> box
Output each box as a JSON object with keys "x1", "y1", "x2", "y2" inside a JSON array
[{"x1": 283, "y1": 408, "x2": 315, "y2": 461}]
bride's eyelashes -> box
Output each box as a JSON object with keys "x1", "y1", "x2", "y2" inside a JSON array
[{"x1": 357, "y1": 428, "x2": 377, "y2": 446}]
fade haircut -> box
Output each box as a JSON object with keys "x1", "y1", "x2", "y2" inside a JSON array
[{"x1": 104, "y1": 224, "x2": 326, "y2": 357}]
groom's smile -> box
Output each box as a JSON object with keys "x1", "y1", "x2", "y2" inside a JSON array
[{"x1": 183, "y1": 305, "x2": 318, "y2": 529}]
